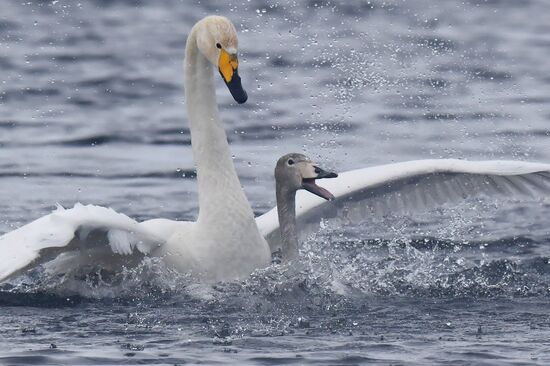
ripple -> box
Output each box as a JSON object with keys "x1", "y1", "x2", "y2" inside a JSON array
[
  {"x1": 231, "y1": 121, "x2": 357, "y2": 140},
  {"x1": 380, "y1": 111, "x2": 509, "y2": 122},
  {"x1": 0, "y1": 19, "x2": 18, "y2": 31},
  {"x1": 435, "y1": 64, "x2": 513, "y2": 81},
  {"x1": 0, "y1": 56, "x2": 13, "y2": 69},
  {"x1": 54, "y1": 134, "x2": 131, "y2": 146},
  {"x1": 0, "y1": 290, "x2": 82, "y2": 307},
  {"x1": 0, "y1": 88, "x2": 61, "y2": 102},
  {"x1": 414, "y1": 36, "x2": 456, "y2": 53},
  {"x1": 0, "y1": 170, "x2": 196, "y2": 180}
]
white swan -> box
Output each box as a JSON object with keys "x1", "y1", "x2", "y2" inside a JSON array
[
  {"x1": 2, "y1": 16, "x2": 550, "y2": 284},
  {"x1": 150, "y1": 15, "x2": 270, "y2": 280},
  {"x1": 0, "y1": 15, "x2": 270, "y2": 283}
]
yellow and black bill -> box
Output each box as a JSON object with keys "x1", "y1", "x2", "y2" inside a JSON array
[{"x1": 218, "y1": 49, "x2": 248, "y2": 104}]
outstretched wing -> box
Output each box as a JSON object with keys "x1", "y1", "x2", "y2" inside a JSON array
[
  {"x1": 257, "y1": 159, "x2": 550, "y2": 251},
  {"x1": 0, "y1": 203, "x2": 167, "y2": 282}
]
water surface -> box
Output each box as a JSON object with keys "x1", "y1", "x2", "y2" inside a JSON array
[{"x1": 1, "y1": 0, "x2": 550, "y2": 364}]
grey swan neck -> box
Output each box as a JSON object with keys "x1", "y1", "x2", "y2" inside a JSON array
[
  {"x1": 276, "y1": 186, "x2": 299, "y2": 260},
  {"x1": 184, "y1": 28, "x2": 253, "y2": 224}
]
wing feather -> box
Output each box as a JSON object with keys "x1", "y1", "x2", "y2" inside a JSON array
[
  {"x1": 257, "y1": 159, "x2": 550, "y2": 252},
  {"x1": 0, "y1": 203, "x2": 165, "y2": 282}
]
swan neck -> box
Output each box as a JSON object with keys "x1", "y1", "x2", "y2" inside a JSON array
[
  {"x1": 276, "y1": 186, "x2": 299, "y2": 260},
  {"x1": 184, "y1": 27, "x2": 253, "y2": 223}
]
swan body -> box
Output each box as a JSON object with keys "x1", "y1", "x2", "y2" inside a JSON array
[
  {"x1": 0, "y1": 15, "x2": 270, "y2": 283},
  {"x1": 156, "y1": 15, "x2": 270, "y2": 280}
]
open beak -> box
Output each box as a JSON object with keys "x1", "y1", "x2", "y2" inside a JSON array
[
  {"x1": 218, "y1": 49, "x2": 248, "y2": 104},
  {"x1": 302, "y1": 165, "x2": 338, "y2": 201}
]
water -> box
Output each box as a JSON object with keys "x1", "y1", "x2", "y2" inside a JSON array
[{"x1": 1, "y1": 0, "x2": 550, "y2": 364}]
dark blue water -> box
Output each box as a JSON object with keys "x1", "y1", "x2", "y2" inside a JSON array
[{"x1": 1, "y1": 0, "x2": 550, "y2": 364}]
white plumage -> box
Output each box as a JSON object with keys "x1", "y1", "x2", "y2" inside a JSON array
[{"x1": 0, "y1": 203, "x2": 162, "y2": 281}]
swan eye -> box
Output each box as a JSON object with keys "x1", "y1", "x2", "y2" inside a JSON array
[
  {"x1": 216, "y1": 43, "x2": 222, "y2": 49},
  {"x1": 287, "y1": 159, "x2": 294, "y2": 166}
]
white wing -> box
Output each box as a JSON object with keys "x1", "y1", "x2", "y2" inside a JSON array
[
  {"x1": 257, "y1": 159, "x2": 550, "y2": 251},
  {"x1": 0, "y1": 203, "x2": 170, "y2": 282}
]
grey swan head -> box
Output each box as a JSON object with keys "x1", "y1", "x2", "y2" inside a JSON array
[{"x1": 274, "y1": 153, "x2": 338, "y2": 262}]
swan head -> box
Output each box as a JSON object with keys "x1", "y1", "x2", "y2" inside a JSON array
[
  {"x1": 275, "y1": 153, "x2": 338, "y2": 200},
  {"x1": 194, "y1": 15, "x2": 247, "y2": 104}
]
